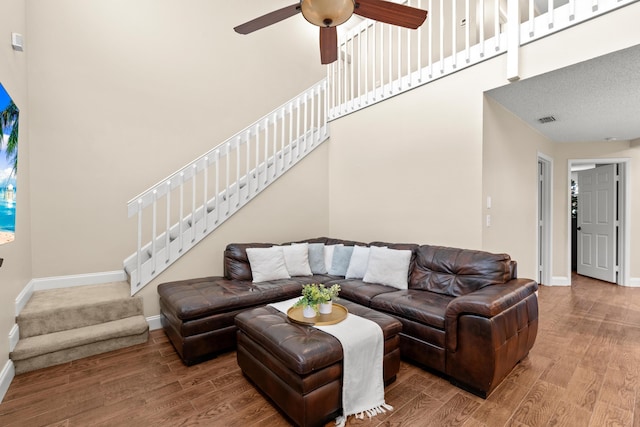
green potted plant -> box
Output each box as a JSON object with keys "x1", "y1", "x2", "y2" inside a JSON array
[
  {"x1": 294, "y1": 284, "x2": 341, "y2": 317},
  {"x1": 318, "y1": 284, "x2": 341, "y2": 314}
]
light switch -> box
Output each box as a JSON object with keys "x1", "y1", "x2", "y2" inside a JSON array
[
  {"x1": 11, "y1": 33, "x2": 24, "y2": 51},
  {"x1": 487, "y1": 196, "x2": 492, "y2": 209},
  {"x1": 486, "y1": 215, "x2": 491, "y2": 227}
]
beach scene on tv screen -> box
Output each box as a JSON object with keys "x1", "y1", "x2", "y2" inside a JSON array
[{"x1": 0, "y1": 83, "x2": 18, "y2": 245}]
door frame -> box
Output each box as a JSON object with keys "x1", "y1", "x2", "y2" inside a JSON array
[
  {"x1": 567, "y1": 158, "x2": 630, "y2": 286},
  {"x1": 537, "y1": 153, "x2": 552, "y2": 286}
]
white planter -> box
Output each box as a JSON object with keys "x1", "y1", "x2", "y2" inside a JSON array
[
  {"x1": 319, "y1": 301, "x2": 333, "y2": 314},
  {"x1": 302, "y1": 305, "x2": 316, "y2": 318}
]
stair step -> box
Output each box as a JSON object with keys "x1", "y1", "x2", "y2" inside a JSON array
[
  {"x1": 10, "y1": 315, "x2": 149, "y2": 375},
  {"x1": 17, "y1": 282, "x2": 143, "y2": 338}
]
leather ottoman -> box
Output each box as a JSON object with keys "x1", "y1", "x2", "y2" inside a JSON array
[{"x1": 235, "y1": 300, "x2": 402, "y2": 427}]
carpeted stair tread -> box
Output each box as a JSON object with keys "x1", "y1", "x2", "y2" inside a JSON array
[
  {"x1": 11, "y1": 315, "x2": 149, "y2": 362},
  {"x1": 17, "y1": 282, "x2": 143, "y2": 338}
]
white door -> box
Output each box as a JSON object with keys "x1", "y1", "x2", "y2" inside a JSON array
[{"x1": 576, "y1": 164, "x2": 617, "y2": 283}]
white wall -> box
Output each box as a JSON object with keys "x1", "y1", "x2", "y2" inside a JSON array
[
  {"x1": 25, "y1": 0, "x2": 329, "y2": 279},
  {"x1": 328, "y1": 2, "x2": 640, "y2": 281},
  {"x1": 0, "y1": 0, "x2": 29, "y2": 389}
]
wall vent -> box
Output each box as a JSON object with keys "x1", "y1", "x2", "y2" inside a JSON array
[{"x1": 537, "y1": 116, "x2": 556, "y2": 124}]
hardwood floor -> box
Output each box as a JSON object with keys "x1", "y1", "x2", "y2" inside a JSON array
[{"x1": 1, "y1": 274, "x2": 638, "y2": 426}]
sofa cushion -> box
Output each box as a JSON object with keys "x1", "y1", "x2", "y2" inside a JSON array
[
  {"x1": 370, "y1": 289, "x2": 454, "y2": 330},
  {"x1": 333, "y1": 279, "x2": 399, "y2": 307},
  {"x1": 409, "y1": 245, "x2": 513, "y2": 297},
  {"x1": 158, "y1": 277, "x2": 303, "y2": 321}
]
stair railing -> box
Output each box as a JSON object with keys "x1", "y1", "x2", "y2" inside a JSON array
[
  {"x1": 328, "y1": 0, "x2": 638, "y2": 120},
  {"x1": 125, "y1": 80, "x2": 329, "y2": 295}
]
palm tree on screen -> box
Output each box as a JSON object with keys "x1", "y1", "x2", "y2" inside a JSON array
[{"x1": 0, "y1": 100, "x2": 19, "y2": 177}]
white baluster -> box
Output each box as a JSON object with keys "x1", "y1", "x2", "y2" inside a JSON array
[
  {"x1": 179, "y1": 172, "x2": 184, "y2": 252},
  {"x1": 440, "y1": 0, "x2": 445, "y2": 72},
  {"x1": 245, "y1": 130, "x2": 251, "y2": 199},
  {"x1": 165, "y1": 180, "x2": 171, "y2": 264},
  {"x1": 397, "y1": 26, "x2": 401, "y2": 90},
  {"x1": 136, "y1": 199, "x2": 142, "y2": 286},
  {"x1": 281, "y1": 108, "x2": 286, "y2": 171},
  {"x1": 548, "y1": 0, "x2": 554, "y2": 28},
  {"x1": 191, "y1": 164, "x2": 196, "y2": 242},
  {"x1": 215, "y1": 150, "x2": 220, "y2": 223},
  {"x1": 417, "y1": 0, "x2": 422, "y2": 81},
  {"x1": 388, "y1": 25, "x2": 393, "y2": 93},
  {"x1": 465, "y1": 0, "x2": 470, "y2": 63},
  {"x1": 264, "y1": 118, "x2": 269, "y2": 184},
  {"x1": 235, "y1": 136, "x2": 241, "y2": 207},
  {"x1": 203, "y1": 156, "x2": 208, "y2": 233},
  {"x1": 303, "y1": 93, "x2": 308, "y2": 153},
  {"x1": 495, "y1": 0, "x2": 500, "y2": 51},
  {"x1": 227, "y1": 141, "x2": 231, "y2": 214},
  {"x1": 452, "y1": 0, "x2": 457, "y2": 69},
  {"x1": 529, "y1": 0, "x2": 535, "y2": 36},
  {"x1": 479, "y1": 0, "x2": 485, "y2": 57},
  {"x1": 152, "y1": 189, "x2": 157, "y2": 274},
  {"x1": 569, "y1": 0, "x2": 575, "y2": 20},
  {"x1": 428, "y1": 0, "x2": 433, "y2": 77}
]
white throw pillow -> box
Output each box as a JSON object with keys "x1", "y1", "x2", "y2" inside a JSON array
[
  {"x1": 279, "y1": 243, "x2": 313, "y2": 277},
  {"x1": 345, "y1": 245, "x2": 371, "y2": 279},
  {"x1": 363, "y1": 246, "x2": 412, "y2": 289},
  {"x1": 324, "y1": 244, "x2": 344, "y2": 273},
  {"x1": 246, "y1": 247, "x2": 291, "y2": 283}
]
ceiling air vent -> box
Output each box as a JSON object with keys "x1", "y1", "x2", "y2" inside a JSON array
[{"x1": 537, "y1": 115, "x2": 556, "y2": 124}]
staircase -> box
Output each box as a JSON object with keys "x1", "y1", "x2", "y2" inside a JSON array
[
  {"x1": 124, "y1": 81, "x2": 329, "y2": 294},
  {"x1": 10, "y1": 282, "x2": 148, "y2": 375}
]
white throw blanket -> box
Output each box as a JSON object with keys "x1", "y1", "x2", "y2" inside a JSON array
[{"x1": 269, "y1": 298, "x2": 392, "y2": 426}]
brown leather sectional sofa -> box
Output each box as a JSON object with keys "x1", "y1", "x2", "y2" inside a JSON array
[{"x1": 158, "y1": 237, "x2": 539, "y2": 398}]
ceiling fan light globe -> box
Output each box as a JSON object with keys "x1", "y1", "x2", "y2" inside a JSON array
[{"x1": 300, "y1": 0, "x2": 355, "y2": 27}]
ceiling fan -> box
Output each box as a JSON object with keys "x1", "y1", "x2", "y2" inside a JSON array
[{"x1": 234, "y1": 0, "x2": 428, "y2": 64}]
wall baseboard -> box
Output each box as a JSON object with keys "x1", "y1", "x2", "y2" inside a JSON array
[
  {"x1": 146, "y1": 315, "x2": 163, "y2": 331},
  {"x1": 8, "y1": 325, "x2": 19, "y2": 353},
  {"x1": 548, "y1": 276, "x2": 571, "y2": 286},
  {"x1": 0, "y1": 360, "x2": 15, "y2": 404},
  {"x1": 15, "y1": 270, "x2": 127, "y2": 317},
  {"x1": 625, "y1": 278, "x2": 640, "y2": 287}
]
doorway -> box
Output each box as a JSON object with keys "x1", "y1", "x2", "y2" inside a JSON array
[
  {"x1": 568, "y1": 159, "x2": 629, "y2": 286},
  {"x1": 537, "y1": 154, "x2": 552, "y2": 286}
]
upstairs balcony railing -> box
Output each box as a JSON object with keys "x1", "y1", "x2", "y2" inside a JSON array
[{"x1": 327, "y1": 0, "x2": 637, "y2": 119}]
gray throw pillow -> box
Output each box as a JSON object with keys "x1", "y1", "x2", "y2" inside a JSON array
[
  {"x1": 307, "y1": 243, "x2": 326, "y2": 274},
  {"x1": 329, "y1": 245, "x2": 354, "y2": 276}
]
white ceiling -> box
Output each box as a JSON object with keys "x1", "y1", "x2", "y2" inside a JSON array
[{"x1": 486, "y1": 44, "x2": 640, "y2": 143}]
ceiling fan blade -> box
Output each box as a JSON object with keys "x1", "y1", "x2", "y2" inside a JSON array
[
  {"x1": 355, "y1": 0, "x2": 428, "y2": 29},
  {"x1": 234, "y1": 3, "x2": 301, "y2": 35},
  {"x1": 319, "y1": 27, "x2": 338, "y2": 64}
]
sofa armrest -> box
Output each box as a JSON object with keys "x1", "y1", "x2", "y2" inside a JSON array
[
  {"x1": 444, "y1": 278, "x2": 538, "y2": 396},
  {"x1": 445, "y1": 278, "x2": 538, "y2": 352}
]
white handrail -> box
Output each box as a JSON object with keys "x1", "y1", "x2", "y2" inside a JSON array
[
  {"x1": 328, "y1": 0, "x2": 638, "y2": 119},
  {"x1": 125, "y1": 80, "x2": 329, "y2": 294}
]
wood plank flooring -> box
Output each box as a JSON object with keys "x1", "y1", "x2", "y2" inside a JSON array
[{"x1": 1, "y1": 274, "x2": 638, "y2": 426}]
